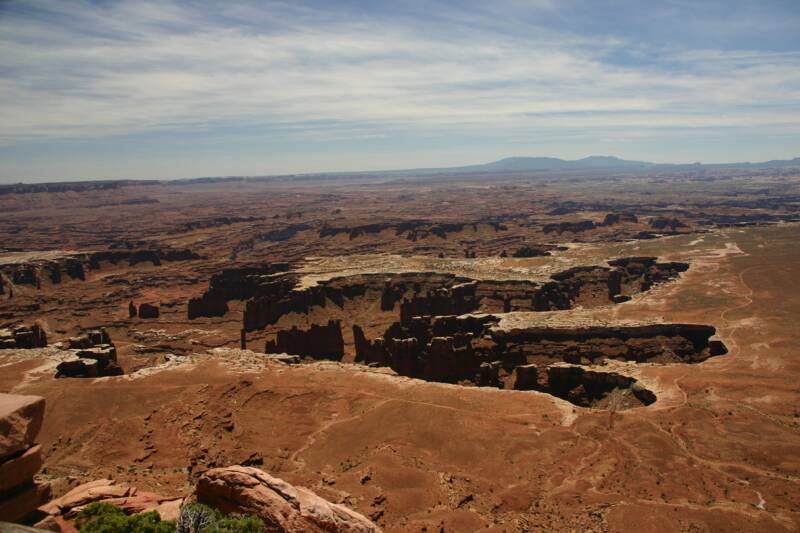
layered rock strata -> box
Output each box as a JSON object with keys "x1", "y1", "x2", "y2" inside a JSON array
[{"x1": 0, "y1": 394, "x2": 50, "y2": 523}]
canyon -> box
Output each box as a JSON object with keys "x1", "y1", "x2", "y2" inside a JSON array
[{"x1": 0, "y1": 168, "x2": 798, "y2": 531}]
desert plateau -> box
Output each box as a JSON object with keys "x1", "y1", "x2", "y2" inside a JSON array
[{"x1": 2, "y1": 166, "x2": 800, "y2": 531}]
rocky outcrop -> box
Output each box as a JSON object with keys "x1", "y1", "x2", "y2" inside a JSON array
[
  {"x1": 352, "y1": 315, "x2": 724, "y2": 408},
  {"x1": 87, "y1": 248, "x2": 201, "y2": 269},
  {"x1": 188, "y1": 263, "x2": 291, "y2": 320},
  {"x1": 649, "y1": 217, "x2": 687, "y2": 231},
  {"x1": 511, "y1": 365, "x2": 656, "y2": 408},
  {"x1": 0, "y1": 394, "x2": 50, "y2": 523},
  {"x1": 56, "y1": 328, "x2": 123, "y2": 378},
  {"x1": 169, "y1": 215, "x2": 266, "y2": 234},
  {"x1": 399, "y1": 281, "x2": 480, "y2": 325},
  {"x1": 0, "y1": 260, "x2": 84, "y2": 289},
  {"x1": 0, "y1": 324, "x2": 47, "y2": 349},
  {"x1": 37, "y1": 479, "x2": 182, "y2": 522},
  {"x1": 137, "y1": 303, "x2": 160, "y2": 319},
  {"x1": 195, "y1": 465, "x2": 381, "y2": 533},
  {"x1": 600, "y1": 212, "x2": 638, "y2": 226},
  {"x1": 265, "y1": 320, "x2": 344, "y2": 361},
  {"x1": 490, "y1": 323, "x2": 726, "y2": 365},
  {"x1": 320, "y1": 220, "x2": 472, "y2": 241},
  {"x1": 223, "y1": 257, "x2": 687, "y2": 336},
  {"x1": 543, "y1": 220, "x2": 596, "y2": 234},
  {"x1": 511, "y1": 246, "x2": 551, "y2": 258},
  {"x1": 0, "y1": 248, "x2": 200, "y2": 290},
  {"x1": 533, "y1": 257, "x2": 689, "y2": 311},
  {"x1": 243, "y1": 272, "x2": 466, "y2": 332}
]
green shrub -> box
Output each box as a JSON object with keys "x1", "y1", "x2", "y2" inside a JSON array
[
  {"x1": 177, "y1": 503, "x2": 264, "y2": 533},
  {"x1": 74, "y1": 501, "x2": 263, "y2": 533},
  {"x1": 75, "y1": 502, "x2": 175, "y2": 533}
]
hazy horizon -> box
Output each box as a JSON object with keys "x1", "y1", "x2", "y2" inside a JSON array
[{"x1": 1, "y1": 0, "x2": 799, "y2": 183}]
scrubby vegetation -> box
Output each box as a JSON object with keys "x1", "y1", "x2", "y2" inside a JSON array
[
  {"x1": 75, "y1": 503, "x2": 174, "y2": 533},
  {"x1": 74, "y1": 502, "x2": 264, "y2": 533}
]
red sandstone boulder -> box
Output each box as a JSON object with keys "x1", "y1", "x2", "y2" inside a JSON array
[
  {"x1": 0, "y1": 482, "x2": 51, "y2": 523},
  {"x1": 38, "y1": 479, "x2": 134, "y2": 517},
  {"x1": 196, "y1": 466, "x2": 381, "y2": 533},
  {"x1": 0, "y1": 394, "x2": 45, "y2": 461},
  {"x1": 0, "y1": 444, "x2": 43, "y2": 493},
  {"x1": 37, "y1": 479, "x2": 182, "y2": 525}
]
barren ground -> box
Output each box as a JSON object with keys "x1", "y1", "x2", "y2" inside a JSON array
[{"x1": 1, "y1": 171, "x2": 799, "y2": 531}]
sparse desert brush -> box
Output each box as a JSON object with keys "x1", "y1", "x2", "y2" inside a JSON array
[{"x1": 74, "y1": 501, "x2": 263, "y2": 533}]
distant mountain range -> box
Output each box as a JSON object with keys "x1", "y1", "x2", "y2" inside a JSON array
[
  {"x1": 426, "y1": 155, "x2": 800, "y2": 174},
  {"x1": 3, "y1": 155, "x2": 800, "y2": 188}
]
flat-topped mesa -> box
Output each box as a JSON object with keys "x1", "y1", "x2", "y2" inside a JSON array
[
  {"x1": 543, "y1": 220, "x2": 596, "y2": 234},
  {"x1": 56, "y1": 327, "x2": 123, "y2": 378},
  {"x1": 649, "y1": 216, "x2": 688, "y2": 231},
  {"x1": 188, "y1": 263, "x2": 292, "y2": 319},
  {"x1": 599, "y1": 212, "x2": 639, "y2": 226},
  {"x1": 86, "y1": 248, "x2": 202, "y2": 268},
  {"x1": 239, "y1": 256, "x2": 689, "y2": 333},
  {"x1": 318, "y1": 218, "x2": 506, "y2": 242},
  {"x1": 1, "y1": 258, "x2": 85, "y2": 288},
  {"x1": 265, "y1": 320, "x2": 345, "y2": 361},
  {"x1": 243, "y1": 271, "x2": 473, "y2": 332},
  {"x1": 0, "y1": 247, "x2": 201, "y2": 290},
  {"x1": 0, "y1": 324, "x2": 47, "y2": 349},
  {"x1": 534, "y1": 257, "x2": 688, "y2": 310},
  {"x1": 490, "y1": 323, "x2": 727, "y2": 365}
]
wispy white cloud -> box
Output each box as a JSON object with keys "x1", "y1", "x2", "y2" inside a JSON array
[{"x1": 0, "y1": 0, "x2": 798, "y2": 177}]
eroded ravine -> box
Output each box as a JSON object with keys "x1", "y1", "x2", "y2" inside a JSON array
[{"x1": 187, "y1": 255, "x2": 727, "y2": 410}]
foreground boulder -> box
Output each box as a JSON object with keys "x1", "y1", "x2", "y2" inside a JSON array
[
  {"x1": 0, "y1": 394, "x2": 50, "y2": 523},
  {"x1": 37, "y1": 478, "x2": 182, "y2": 524},
  {"x1": 0, "y1": 395, "x2": 45, "y2": 460},
  {"x1": 196, "y1": 466, "x2": 381, "y2": 533}
]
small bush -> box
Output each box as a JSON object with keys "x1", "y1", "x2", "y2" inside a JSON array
[
  {"x1": 177, "y1": 503, "x2": 264, "y2": 533},
  {"x1": 75, "y1": 501, "x2": 262, "y2": 533},
  {"x1": 207, "y1": 515, "x2": 265, "y2": 533},
  {"x1": 75, "y1": 502, "x2": 175, "y2": 533}
]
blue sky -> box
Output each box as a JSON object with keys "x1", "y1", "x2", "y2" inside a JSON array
[{"x1": 1, "y1": 0, "x2": 799, "y2": 182}]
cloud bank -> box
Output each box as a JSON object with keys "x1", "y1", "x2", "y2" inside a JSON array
[{"x1": 1, "y1": 0, "x2": 799, "y2": 180}]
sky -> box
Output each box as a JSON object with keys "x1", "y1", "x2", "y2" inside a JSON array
[{"x1": 0, "y1": 0, "x2": 799, "y2": 182}]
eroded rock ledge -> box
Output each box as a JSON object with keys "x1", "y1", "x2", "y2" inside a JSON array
[
  {"x1": 187, "y1": 256, "x2": 689, "y2": 333},
  {"x1": 348, "y1": 314, "x2": 725, "y2": 408}
]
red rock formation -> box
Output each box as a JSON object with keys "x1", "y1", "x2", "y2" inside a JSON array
[
  {"x1": 352, "y1": 325, "x2": 388, "y2": 365},
  {"x1": 0, "y1": 393, "x2": 50, "y2": 523},
  {"x1": 649, "y1": 217, "x2": 687, "y2": 231},
  {"x1": 0, "y1": 324, "x2": 47, "y2": 349},
  {"x1": 195, "y1": 465, "x2": 381, "y2": 533},
  {"x1": 138, "y1": 303, "x2": 160, "y2": 319},
  {"x1": 600, "y1": 212, "x2": 638, "y2": 226},
  {"x1": 265, "y1": 320, "x2": 345, "y2": 361},
  {"x1": 233, "y1": 258, "x2": 687, "y2": 338},
  {"x1": 57, "y1": 328, "x2": 122, "y2": 378},
  {"x1": 353, "y1": 315, "x2": 722, "y2": 408},
  {"x1": 512, "y1": 365, "x2": 656, "y2": 407},
  {"x1": 189, "y1": 264, "x2": 291, "y2": 320},
  {"x1": 543, "y1": 220, "x2": 596, "y2": 234},
  {"x1": 37, "y1": 478, "x2": 182, "y2": 522}
]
